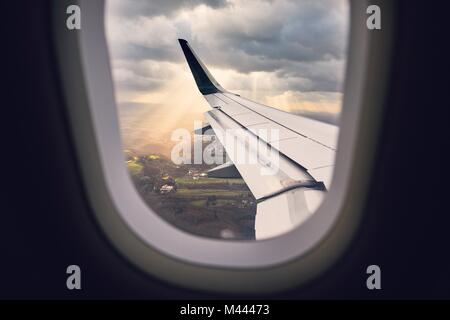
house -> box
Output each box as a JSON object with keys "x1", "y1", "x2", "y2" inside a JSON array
[{"x1": 160, "y1": 184, "x2": 174, "y2": 194}]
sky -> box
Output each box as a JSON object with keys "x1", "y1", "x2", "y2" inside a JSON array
[{"x1": 105, "y1": 0, "x2": 349, "y2": 155}]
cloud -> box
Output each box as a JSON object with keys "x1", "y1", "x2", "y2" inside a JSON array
[
  {"x1": 106, "y1": 0, "x2": 348, "y2": 105},
  {"x1": 265, "y1": 91, "x2": 343, "y2": 114},
  {"x1": 188, "y1": 0, "x2": 348, "y2": 64},
  {"x1": 111, "y1": 59, "x2": 178, "y2": 91},
  {"x1": 107, "y1": 0, "x2": 229, "y2": 18}
]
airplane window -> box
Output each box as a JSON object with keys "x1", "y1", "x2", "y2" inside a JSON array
[
  {"x1": 55, "y1": 0, "x2": 389, "y2": 289},
  {"x1": 105, "y1": 0, "x2": 349, "y2": 241}
]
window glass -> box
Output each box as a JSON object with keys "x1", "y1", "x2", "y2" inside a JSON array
[{"x1": 105, "y1": 0, "x2": 349, "y2": 240}]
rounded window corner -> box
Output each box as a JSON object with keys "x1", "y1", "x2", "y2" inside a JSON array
[{"x1": 52, "y1": 0, "x2": 395, "y2": 293}]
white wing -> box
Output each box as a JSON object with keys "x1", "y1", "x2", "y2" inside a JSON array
[{"x1": 179, "y1": 39, "x2": 338, "y2": 239}]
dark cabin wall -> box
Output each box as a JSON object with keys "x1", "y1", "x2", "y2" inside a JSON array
[{"x1": 0, "y1": 1, "x2": 449, "y2": 299}]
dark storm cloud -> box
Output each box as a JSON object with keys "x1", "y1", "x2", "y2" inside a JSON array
[
  {"x1": 111, "y1": 60, "x2": 176, "y2": 91},
  {"x1": 212, "y1": 1, "x2": 347, "y2": 63},
  {"x1": 190, "y1": 1, "x2": 348, "y2": 80},
  {"x1": 110, "y1": 0, "x2": 229, "y2": 18},
  {"x1": 115, "y1": 77, "x2": 163, "y2": 91},
  {"x1": 275, "y1": 59, "x2": 345, "y2": 92},
  {"x1": 111, "y1": 43, "x2": 183, "y2": 62},
  {"x1": 107, "y1": 0, "x2": 348, "y2": 94}
]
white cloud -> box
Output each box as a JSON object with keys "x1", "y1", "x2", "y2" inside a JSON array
[{"x1": 105, "y1": 0, "x2": 348, "y2": 153}]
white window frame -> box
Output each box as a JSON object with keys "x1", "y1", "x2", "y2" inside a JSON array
[{"x1": 52, "y1": 0, "x2": 394, "y2": 293}]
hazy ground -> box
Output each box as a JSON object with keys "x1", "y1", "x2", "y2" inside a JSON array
[
  {"x1": 119, "y1": 100, "x2": 339, "y2": 240},
  {"x1": 126, "y1": 151, "x2": 256, "y2": 240}
]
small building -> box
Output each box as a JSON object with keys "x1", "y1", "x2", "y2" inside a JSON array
[{"x1": 160, "y1": 184, "x2": 174, "y2": 194}]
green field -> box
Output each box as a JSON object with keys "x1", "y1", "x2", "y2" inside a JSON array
[
  {"x1": 127, "y1": 161, "x2": 143, "y2": 176},
  {"x1": 175, "y1": 177, "x2": 246, "y2": 185},
  {"x1": 189, "y1": 199, "x2": 238, "y2": 207},
  {"x1": 175, "y1": 188, "x2": 248, "y2": 197},
  {"x1": 123, "y1": 151, "x2": 256, "y2": 240}
]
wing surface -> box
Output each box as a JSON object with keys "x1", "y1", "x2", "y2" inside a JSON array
[{"x1": 179, "y1": 39, "x2": 339, "y2": 239}]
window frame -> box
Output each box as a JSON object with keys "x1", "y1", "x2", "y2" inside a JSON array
[{"x1": 52, "y1": 0, "x2": 394, "y2": 293}]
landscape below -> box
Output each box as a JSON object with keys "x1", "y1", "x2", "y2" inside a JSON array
[{"x1": 125, "y1": 151, "x2": 256, "y2": 240}]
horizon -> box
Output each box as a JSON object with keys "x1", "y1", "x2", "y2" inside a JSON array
[{"x1": 106, "y1": 0, "x2": 348, "y2": 155}]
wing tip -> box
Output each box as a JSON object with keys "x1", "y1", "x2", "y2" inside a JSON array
[{"x1": 177, "y1": 38, "x2": 224, "y2": 95}]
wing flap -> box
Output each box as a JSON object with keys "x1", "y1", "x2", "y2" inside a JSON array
[
  {"x1": 206, "y1": 109, "x2": 313, "y2": 200},
  {"x1": 278, "y1": 137, "x2": 336, "y2": 169},
  {"x1": 220, "y1": 92, "x2": 338, "y2": 151},
  {"x1": 248, "y1": 123, "x2": 298, "y2": 142},
  {"x1": 255, "y1": 188, "x2": 324, "y2": 239}
]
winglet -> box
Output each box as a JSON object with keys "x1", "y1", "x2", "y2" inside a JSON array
[{"x1": 178, "y1": 39, "x2": 225, "y2": 95}]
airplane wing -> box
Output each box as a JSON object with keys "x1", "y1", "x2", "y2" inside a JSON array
[{"x1": 178, "y1": 39, "x2": 339, "y2": 239}]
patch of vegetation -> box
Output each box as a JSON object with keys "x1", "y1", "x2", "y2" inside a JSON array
[
  {"x1": 127, "y1": 161, "x2": 143, "y2": 176},
  {"x1": 124, "y1": 151, "x2": 256, "y2": 240},
  {"x1": 175, "y1": 177, "x2": 246, "y2": 185}
]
